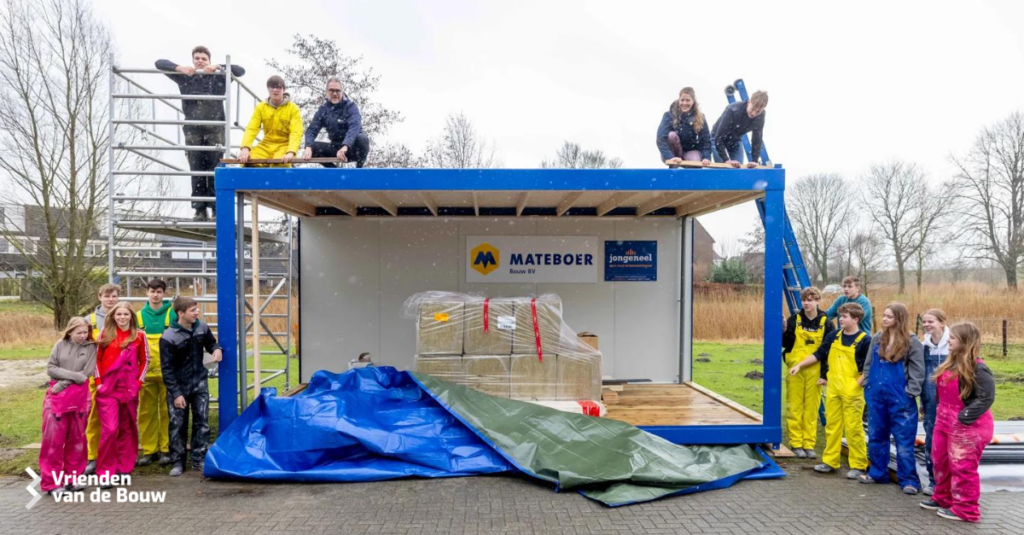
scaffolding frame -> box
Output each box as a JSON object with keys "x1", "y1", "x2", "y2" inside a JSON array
[{"x1": 106, "y1": 54, "x2": 294, "y2": 407}]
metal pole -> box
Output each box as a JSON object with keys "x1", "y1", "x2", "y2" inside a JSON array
[
  {"x1": 224, "y1": 55, "x2": 233, "y2": 159},
  {"x1": 285, "y1": 215, "x2": 293, "y2": 390},
  {"x1": 236, "y1": 192, "x2": 247, "y2": 409},
  {"x1": 1004, "y1": 319, "x2": 1009, "y2": 357},
  {"x1": 107, "y1": 53, "x2": 116, "y2": 284},
  {"x1": 251, "y1": 194, "x2": 261, "y2": 394}
]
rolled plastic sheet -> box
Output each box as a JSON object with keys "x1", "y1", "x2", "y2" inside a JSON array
[{"x1": 206, "y1": 367, "x2": 784, "y2": 506}]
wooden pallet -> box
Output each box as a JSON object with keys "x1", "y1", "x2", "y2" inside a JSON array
[{"x1": 603, "y1": 383, "x2": 761, "y2": 427}]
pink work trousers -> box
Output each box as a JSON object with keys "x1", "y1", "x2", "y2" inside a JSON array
[
  {"x1": 931, "y1": 370, "x2": 994, "y2": 523},
  {"x1": 39, "y1": 382, "x2": 90, "y2": 492},
  {"x1": 95, "y1": 371, "x2": 140, "y2": 478}
]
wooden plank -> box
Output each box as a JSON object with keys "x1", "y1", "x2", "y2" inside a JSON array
[
  {"x1": 665, "y1": 159, "x2": 771, "y2": 170},
  {"x1": 637, "y1": 192, "x2": 700, "y2": 217},
  {"x1": 367, "y1": 192, "x2": 398, "y2": 217},
  {"x1": 309, "y1": 192, "x2": 357, "y2": 216},
  {"x1": 516, "y1": 192, "x2": 530, "y2": 216},
  {"x1": 686, "y1": 191, "x2": 763, "y2": 217},
  {"x1": 602, "y1": 383, "x2": 761, "y2": 427},
  {"x1": 251, "y1": 193, "x2": 316, "y2": 217},
  {"x1": 555, "y1": 191, "x2": 584, "y2": 216},
  {"x1": 421, "y1": 192, "x2": 438, "y2": 216},
  {"x1": 221, "y1": 157, "x2": 341, "y2": 164},
  {"x1": 596, "y1": 192, "x2": 639, "y2": 216},
  {"x1": 282, "y1": 383, "x2": 309, "y2": 397},
  {"x1": 472, "y1": 192, "x2": 480, "y2": 217},
  {"x1": 674, "y1": 191, "x2": 756, "y2": 218},
  {"x1": 685, "y1": 381, "x2": 763, "y2": 421}
]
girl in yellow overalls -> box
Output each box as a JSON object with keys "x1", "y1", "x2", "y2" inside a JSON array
[
  {"x1": 790, "y1": 302, "x2": 871, "y2": 479},
  {"x1": 782, "y1": 287, "x2": 834, "y2": 459}
]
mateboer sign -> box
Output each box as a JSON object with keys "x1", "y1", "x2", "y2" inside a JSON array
[{"x1": 466, "y1": 236, "x2": 598, "y2": 283}]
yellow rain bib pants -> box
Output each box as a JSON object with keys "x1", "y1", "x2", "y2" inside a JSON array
[
  {"x1": 137, "y1": 309, "x2": 171, "y2": 456},
  {"x1": 822, "y1": 332, "x2": 869, "y2": 471},
  {"x1": 785, "y1": 314, "x2": 826, "y2": 450}
]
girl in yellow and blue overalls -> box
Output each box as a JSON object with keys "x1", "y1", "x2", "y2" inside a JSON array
[
  {"x1": 782, "y1": 287, "x2": 834, "y2": 459},
  {"x1": 790, "y1": 302, "x2": 871, "y2": 479}
]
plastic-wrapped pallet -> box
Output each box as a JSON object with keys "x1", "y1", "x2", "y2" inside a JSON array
[
  {"x1": 509, "y1": 354, "x2": 557, "y2": 400},
  {"x1": 463, "y1": 297, "x2": 514, "y2": 355},
  {"x1": 462, "y1": 355, "x2": 511, "y2": 398},
  {"x1": 404, "y1": 291, "x2": 601, "y2": 404},
  {"x1": 416, "y1": 299, "x2": 466, "y2": 355}
]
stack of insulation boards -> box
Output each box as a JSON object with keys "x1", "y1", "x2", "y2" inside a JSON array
[{"x1": 413, "y1": 294, "x2": 602, "y2": 402}]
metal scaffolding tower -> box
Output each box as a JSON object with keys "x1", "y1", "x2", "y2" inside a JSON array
[{"x1": 107, "y1": 54, "x2": 294, "y2": 409}]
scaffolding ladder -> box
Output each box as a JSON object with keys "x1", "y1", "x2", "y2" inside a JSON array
[
  {"x1": 107, "y1": 54, "x2": 293, "y2": 409},
  {"x1": 725, "y1": 78, "x2": 811, "y2": 314}
]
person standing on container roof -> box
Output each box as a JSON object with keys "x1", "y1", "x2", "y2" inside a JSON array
[
  {"x1": 238, "y1": 75, "x2": 304, "y2": 168},
  {"x1": 302, "y1": 77, "x2": 370, "y2": 168},
  {"x1": 155, "y1": 46, "x2": 245, "y2": 222},
  {"x1": 656, "y1": 87, "x2": 712, "y2": 168},
  {"x1": 711, "y1": 90, "x2": 768, "y2": 168}
]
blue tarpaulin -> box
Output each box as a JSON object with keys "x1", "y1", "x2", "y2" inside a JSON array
[{"x1": 205, "y1": 367, "x2": 783, "y2": 506}]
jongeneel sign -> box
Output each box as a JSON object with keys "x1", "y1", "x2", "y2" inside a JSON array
[{"x1": 466, "y1": 236, "x2": 598, "y2": 283}]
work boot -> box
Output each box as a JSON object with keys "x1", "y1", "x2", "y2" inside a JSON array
[
  {"x1": 813, "y1": 464, "x2": 836, "y2": 474},
  {"x1": 158, "y1": 453, "x2": 173, "y2": 466},
  {"x1": 805, "y1": 449, "x2": 817, "y2": 459},
  {"x1": 793, "y1": 448, "x2": 807, "y2": 459},
  {"x1": 84, "y1": 460, "x2": 96, "y2": 476},
  {"x1": 846, "y1": 469, "x2": 866, "y2": 480},
  {"x1": 136, "y1": 453, "x2": 155, "y2": 467},
  {"x1": 193, "y1": 208, "x2": 208, "y2": 222},
  {"x1": 169, "y1": 464, "x2": 183, "y2": 477}
]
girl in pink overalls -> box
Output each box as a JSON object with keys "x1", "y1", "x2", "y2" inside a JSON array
[
  {"x1": 94, "y1": 303, "x2": 149, "y2": 479},
  {"x1": 919, "y1": 322, "x2": 995, "y2": 523},
  {"x1": 39, "y1": 317, "x2": 97, "y2": 495}
]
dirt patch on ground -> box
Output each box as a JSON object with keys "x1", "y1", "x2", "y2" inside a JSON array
[
  {"x1": 0, "y1": 359, "x2": 48, "y2": 389},
  {"x1": 745, "y1": 370, "x2": 764, "y2": 380}
]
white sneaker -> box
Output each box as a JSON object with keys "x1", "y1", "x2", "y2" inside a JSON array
[
  {"x1": 846, "y1": 469, "x2": 866, "y2": 480},
  {"x1": 794, "y1": 448, "x2": 807, "y2": 459},
  {"x1": 805, "y1": 449, "x2": 818, "y2": 459}
]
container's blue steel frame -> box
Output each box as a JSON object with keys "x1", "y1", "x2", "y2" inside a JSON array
[{"x1": 214, "y1": 167, "x2": 786, "y2": 446}]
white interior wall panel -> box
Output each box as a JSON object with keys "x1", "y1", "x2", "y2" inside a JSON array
[{"x1": 300, "y1": 217, "x2": 682, "y2": 383}]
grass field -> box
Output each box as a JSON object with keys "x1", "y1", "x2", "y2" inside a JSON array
[{"x1": 692, "y1": 341, "x2": 1024, "y2": 421}]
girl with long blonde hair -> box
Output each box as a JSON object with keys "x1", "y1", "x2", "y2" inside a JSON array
[
  {"x1": 858, "y1": 302, "x2": 925, "y2": 494},
  {"x1": 656, "y1": 87, "x2": 712, "y2": 168},
  {"x1": 920, "y1": 322, "x2": 995, "y2": 522},
  {"x1": 93, "y1": 302, "x2": 149, "y2": 479},
  {"x1": 38, "y1": 317, "x2": 97, "y2": 496}
]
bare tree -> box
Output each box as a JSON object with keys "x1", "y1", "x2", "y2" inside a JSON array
[
  {"x1": 950, "y1": 111, "x2": 1024, "y2": 290},
  {"x1": 0, "y1": 0, "x2": 158, "y2": 328},
  {"x1": 424, "y1": 113, "x2": 499, "y2": 168},
  {"x1": 366, "y1": 142, "x2": 423, "y2": 168},
  {"x1": 862, "y1": 161, "x2": 947, "y2": 293},
  {"x1": 267, "y1": 34, "x2": 402, "y2": 141},
  {"x1": 850, "y1": 232, "x2": 884, "y2": 295},
  {"x1": 541, "y1": 141, "x2": 622, "y2": 169},
  {"x1": 788, "y1": 173, "x2": 852, "y2": 285}
]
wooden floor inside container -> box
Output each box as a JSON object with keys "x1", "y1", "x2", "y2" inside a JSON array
[{"x1": 603, "y1": 382, "x2": 762, "y2": 427}]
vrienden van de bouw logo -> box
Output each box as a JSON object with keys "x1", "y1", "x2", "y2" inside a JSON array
[{"x1": 471, "y1": 242, "x2": 500, "y2": 276}]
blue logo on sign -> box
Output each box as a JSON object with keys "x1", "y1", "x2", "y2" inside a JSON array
[{"x1": 605, "y1": 241, "x2": 657, "y2": 282}]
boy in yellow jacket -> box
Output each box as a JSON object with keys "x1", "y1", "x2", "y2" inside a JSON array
[{"x1": 238, "y1": 75, "x2": 303, "y2": 167}]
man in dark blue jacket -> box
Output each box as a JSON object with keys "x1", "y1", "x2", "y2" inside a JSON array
[
  {"x1": 302, "y1": 77, "x2": 370, "y2": 168},
  {"x1": 156, "y1": 46, "x2": 245, "y2": 221},
  {"x1": 711, "y1": 90, "x2": 768, "y2": 168}
]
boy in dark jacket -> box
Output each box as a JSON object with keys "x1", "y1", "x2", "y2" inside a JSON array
[
  {"x1": 711, "y1": 90, "x2": 768, "y2": 168},
  {"x1": 156, "y1": 46, "x2": 245, "y2": 221},
  {"x1": 302, "y1": 77, "x2": 370, "y2": 168},
  {"x1": 159, "y1": 297, "x2": 222, "y2": 476}
]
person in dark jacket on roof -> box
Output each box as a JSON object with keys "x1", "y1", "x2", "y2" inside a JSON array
[
  {"x1": 159, "y1": 297, "x2": 221, "y2": 477},
  {"x1": 155, "y1": 46, "x2": 245, "y2": 221},
  {"x1": 711, "y1": 90, "x2": 768, "y2": 168},
  {"x1": 656, "y1": 87, "x2": 712, "y2": 168},
  {"x1": 302, "y1": 77, "x2": 370, "y2": 168}
]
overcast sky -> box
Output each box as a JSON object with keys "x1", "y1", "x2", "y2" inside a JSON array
[{"x1": 94, "y1": 0, "x2": 1024, "y2": 249}]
